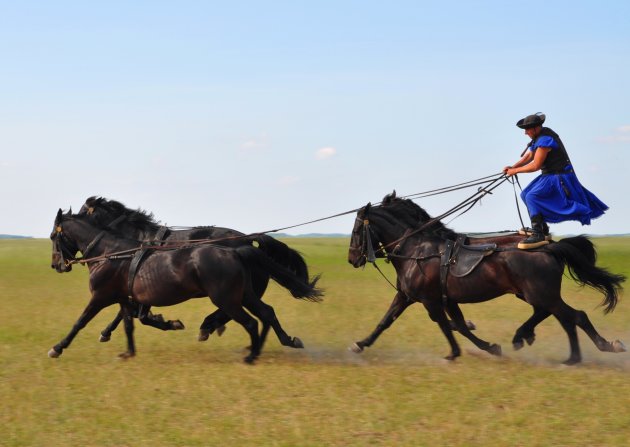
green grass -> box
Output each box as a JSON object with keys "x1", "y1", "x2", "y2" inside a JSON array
[{"x1": 2, "y1": 237, "x2": 630, "y2": 446}]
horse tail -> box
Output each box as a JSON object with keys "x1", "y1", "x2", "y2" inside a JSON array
[
  {"x1": 236, "y1": 246, "x2": 323, "y2": 302},
  {"x1": 547, "y1": 236, "x2": 626, "y2": 313},
  {"x1": 251, "y1": 234, "x2": 310, "y2": 283}
]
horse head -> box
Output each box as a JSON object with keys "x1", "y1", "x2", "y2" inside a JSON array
[
  {"x1": 50, "y1": 208, "x2": 79, "y2": 273},
  {"x1": 348, "y1": 202, "x2": 382, "y2": 268}
]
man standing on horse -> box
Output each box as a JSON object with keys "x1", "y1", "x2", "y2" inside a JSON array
[{"x1": 503, "y1": 112, "x2": 608, "y2": 249}]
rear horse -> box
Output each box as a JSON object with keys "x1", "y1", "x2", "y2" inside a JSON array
[
  {"x1": 49, "y1": 209, "x2": 322, "y2": 363},
  {"x1": 348, "y1": 192, "x2": 626, "y2": 364}
]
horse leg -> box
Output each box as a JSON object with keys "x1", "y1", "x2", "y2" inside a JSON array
[
  {"x1": 138, "y1": 309, "x2": 185, "y2": 331},
  {"x1": 100, "y1": 305, "x2": 184, "y2": 342},
  {"x1": 119, "y1": 304, "x2": 137, "y2": 359},
  {"x1": 423, "y1": 300, "x2": 461, "y2": 361},
  {"x1": 350, "y1": 292, "x2": 412, "y2": 353},
  {"x1": 574, "y1": 309, "x2": 626, "y2": 353},
  {"x1": 216, "y1": 300, "x2": 260, "y2": 364},
  {"x1": 446, "y1": 302, "x2": 501, "y2": 356},
  {"x1": 250, "y1": 299, "x2": 302, "y2": 349},
  {"x1": 198, "y1": 310, "x2": 231, "y2": 341},
  {"x1": 512, "y1": 305, "x2": 551, "y2": 350},
  {"x1": 248, "y1": 271, "x2": 301, "y2": 347},
  {"x1": 548, "y1": 301, "x2": 583, "y2": 365},
  {"x1": 100, "y1": 309, "x2": 123, "y2": 342},
  {"x1": 48, "y1": 298, "x2": 111, "y2": 358},
  {"x1": 242, "y1": 299, "x2": 281, "y2": 353}
]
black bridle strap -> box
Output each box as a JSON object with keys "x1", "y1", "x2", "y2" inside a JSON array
[
  {"x1": 371, "y1": 262, "x2": 399, "y2": 291},
  {"x1": 364, "y1": 221, "x2": 377, "y2": 263},
  {"x1": 81, "y1": 231, "x2": 106, "y2": 259}
]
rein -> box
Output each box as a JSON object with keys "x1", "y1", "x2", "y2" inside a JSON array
[
  {"x1": 371, "y1": 173, "x2": 510, "y2": 257},
  {"x1": 66, "y1": 172, "x2": 512, "y2": 267}
]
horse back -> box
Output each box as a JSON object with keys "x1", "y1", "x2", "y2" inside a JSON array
[{"x1": 130, "y1": 245, "x2": 247, "y2": 306}]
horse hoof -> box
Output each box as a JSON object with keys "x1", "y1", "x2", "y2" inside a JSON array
[
  {"x1": 216, "y1": 325, "x2": 226, "y2": 337},
  {"x1": 243, "y1": 355, "x2": 257, "y2": 364},
  {"x1": 488, "y1": 344, "x2": 502, "y2": 356},
  {"x1": 612, "y1": 340, "x2": 627, "y2": 353},
  {"x1": 171, "y1": 320, "x2": 185, "y2": 330},
  {"x1": 292, "y1": 337, "x2": 304, "y2": 349},
  {"x1": 48, "y1": 348, "x2": 61, "y2": 358},
  {"x1": 198, "y1": 330, "x2": 210, "y2": 342},
  {"x1": 513, "y1": 340, "x2": 524, "y2": 351},
  {"x1": 349, "y1": 343, "x2": 364, "y2": 354},
  {"x1": 525, "y1": 335, "x2": 536, "y2": 346},
  {"x1": 465, "y1": 320, "x2": 476, "y2": 331},
  {"x1": 444, "y1": 354, "x2": 458, "y2": 361},
  {"x1": 118, "y1": 352, "x2": 135, "y2": 360},
  {"x1": 99, "y1": 334, "x2": 111, "y2": 343},
  {"x1": 562, "y1": 357, "x2": 581, "y2": 366}
]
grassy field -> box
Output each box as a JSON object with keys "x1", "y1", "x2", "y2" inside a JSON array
[{"x1": 1, "y1": 236, "x2": 630, "y2": 446}]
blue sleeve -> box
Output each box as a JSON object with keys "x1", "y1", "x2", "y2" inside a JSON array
[{"x1": 532, "y1": 135, "x2": 558, "y2": 150}]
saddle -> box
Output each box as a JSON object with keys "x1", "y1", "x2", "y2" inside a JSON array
[{"x1": 440, "y1": 234, "x2": 496, "y2": 303}]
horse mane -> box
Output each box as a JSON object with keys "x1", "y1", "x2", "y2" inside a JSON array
[
  {"x1": 83, "y1": 196, "x2": 162, "y2": 233},
  {"x1": 380, "y1": 191, "x2": 458, "y2": 240}
]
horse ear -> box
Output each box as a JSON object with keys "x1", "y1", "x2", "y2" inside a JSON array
[
  {"x1": 391, "y1": 190, "x2": 396, "y2": 199},
  {"x1": 56, "y1": 208, "x2": 63, "y2": 223},
  {"x1": 364, "y1": 202, "x2": 371, "y2": 213}
]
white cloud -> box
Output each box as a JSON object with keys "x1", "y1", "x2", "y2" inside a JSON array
[
  {"x1": 597, "y1": 126, "x2": 630, "y2": 144},
  {"x1": 315, "y1": 146, "x2": 337, "y2": 160},
  {"x1": 241, "y1": 133, "x2": 270, "y2": 152}
]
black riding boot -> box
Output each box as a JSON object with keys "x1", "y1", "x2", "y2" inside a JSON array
[{"x1": 518, "y1": 215, "x2": 550, "y2": 250}]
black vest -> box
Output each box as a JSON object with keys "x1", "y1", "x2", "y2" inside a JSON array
[{"x1": 530, "y1": 127, "x2": 572, "y2": 174}]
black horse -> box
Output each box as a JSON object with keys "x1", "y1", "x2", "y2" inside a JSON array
[
  {"x1": 348, "y1": 192, "x2": 626, "y2": 364},
  {"x1": 78, "y1": 196, "x2": 311, "y2": 349},
  {"x1": 49, "y1": 210, "x2": 322, "y2": 363}
]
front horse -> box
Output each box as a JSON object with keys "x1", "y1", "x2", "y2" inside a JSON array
[
  {"x1": 49, "y1": 209, "x2": 322, "y2": 363},
  {"x1": 348, "y1": 192, "x2": 626, "y2": 364},
  {"x1": 79, "y1": 196, "x2": 311, "y2": 349}
]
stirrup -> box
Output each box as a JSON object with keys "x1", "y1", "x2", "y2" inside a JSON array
[
  {"x1": 519, "y1": 228, "x2": 552, "y2": 241},
  {"x1": 517, "y1": 237, "x2": 550, "y2": 250}
]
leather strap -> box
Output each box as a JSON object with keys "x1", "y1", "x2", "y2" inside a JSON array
[{"x1": 440, "y1": 239, "x2": 455, "y2": 306}]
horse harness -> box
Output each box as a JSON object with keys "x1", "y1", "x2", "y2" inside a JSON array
[
  {"x1": 126, "y1": 225, "x2": 170, "y2": 300},
  {"x1": 361, "y1": 219, "x2": 497, "y2": 305},
  {"x1": 439, "y1": 235, "x2": 496, "y2": 305}
]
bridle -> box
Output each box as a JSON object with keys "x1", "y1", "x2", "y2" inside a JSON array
[
  {"x1": 358, "y1": 217, "x2": 377, "y2": 264},
  {"x1": 52, "y1": 224, "x2": 79, "y2": 268},
  {"x1": 53, "y1": 219, "x2": 111, "y2": 267}
]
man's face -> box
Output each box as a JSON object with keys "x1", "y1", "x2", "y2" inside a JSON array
[{"x1": 525, "y1": 126, "x2": 541, "y2": 139}]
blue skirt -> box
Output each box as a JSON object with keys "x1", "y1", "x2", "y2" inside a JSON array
[{"x1": 520, "y1": 166, "x2": 608, "y2": 225}]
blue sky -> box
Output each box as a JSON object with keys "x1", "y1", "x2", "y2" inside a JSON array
[{"x1": 1, "y1": 1, "x2": 629, "y2": 237}]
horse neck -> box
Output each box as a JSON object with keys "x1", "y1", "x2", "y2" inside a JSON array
[
  {"x1": 96, "y1": 210, "x2": 156, "y2": 241},
  {"x1": 118, "y1": 220, "x2": 155, "y2": 241},
  {"x1": 369, "y1": 212, "x2": 413, "y2": 251},
  {"x1": 67, "y1": 220, "x2": 136, "y2": 257}
]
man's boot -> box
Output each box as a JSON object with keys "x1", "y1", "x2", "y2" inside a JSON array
[
  {"x1": 542, "y1": 221, "x2": 552, "y2": 241},
  {"x1": 518, "y1": 215, "x2": 550, "y2": 249}
]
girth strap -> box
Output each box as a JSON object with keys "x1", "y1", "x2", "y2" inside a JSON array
[{"x1": 127, "y1": 226, "x2": 170, "y2": 312}]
